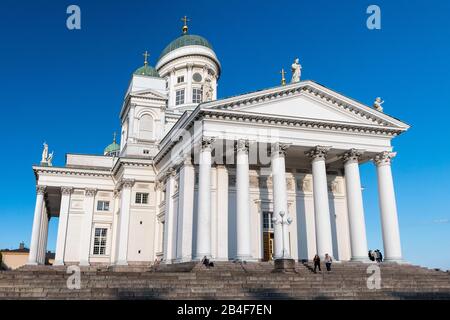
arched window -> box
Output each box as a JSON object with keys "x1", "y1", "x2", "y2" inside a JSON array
[{"x1": 139, "y1": 114, "x2": 153, "y2": 140}]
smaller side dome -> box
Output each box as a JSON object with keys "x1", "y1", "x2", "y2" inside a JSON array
[
  {"x1": 134, "y1": 50, "x2": 161, "y2": 78},
  {"x1": 104, "y1": 133, "x2": 120, "y2": 157},
  {"x1": 133, "y1": 65, "x2": 160, "y2": 78}
]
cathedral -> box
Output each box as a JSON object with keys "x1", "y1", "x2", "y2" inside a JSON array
[{"x1": 27, "y1": 19, "x2": 409, "y2": 267}]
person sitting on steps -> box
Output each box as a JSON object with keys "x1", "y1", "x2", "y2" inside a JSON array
[{"x1": 202, "y1": 256, "x2": 214, "y2": 268}]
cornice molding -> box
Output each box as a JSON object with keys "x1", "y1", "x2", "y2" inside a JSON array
[{"x1": 33, "y1": 166, "x2": 111, "y2": 178}]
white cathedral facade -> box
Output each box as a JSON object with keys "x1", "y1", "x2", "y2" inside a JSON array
[{"x1": 27, "y1": 22, "x2": 409, "y2": 267}]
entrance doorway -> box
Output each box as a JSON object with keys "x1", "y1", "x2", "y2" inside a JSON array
[{"x1": 262, "y1": 211, "x2": 274, "y2": 261}]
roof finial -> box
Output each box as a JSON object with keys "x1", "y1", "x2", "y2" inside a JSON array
[
  {"x1": 113, "y1": 132, "x2": 117, "y2": 143},
  {"x1": 181, "y1": 15, "x2": 190, "y2": 34},
  {"x1": 280, "y1": 68, "x2": 286, "y2": 86},
  {"x1": 143, "y1": 51, "x2": 150, "y2": 66}
]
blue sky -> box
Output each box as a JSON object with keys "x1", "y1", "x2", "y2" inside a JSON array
[{"x1": 0, "y1": 0, "x2": 449, "y2": 270}]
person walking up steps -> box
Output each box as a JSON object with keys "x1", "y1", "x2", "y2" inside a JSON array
[
  {"x1": 324, "y1": 253, "x2": 333, "y2": 272},
  {"x1": 313, "y1": 254, "x2": 321, "y2": 273}
]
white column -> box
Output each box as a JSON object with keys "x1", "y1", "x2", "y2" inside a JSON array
[
  {"x1": 375, "y1": 151, "x2": 402, "y2": 262},
  {"x1": 127, "y1": 104, "x2": 136, "y2": 143},
  {"x1": 110, "y1": 189, "x2": 120, "y2": 264},
  {"x1": 271, "y1": 143, "x2": 290, "y2": 259},
  {"x1": 116, "y1": 179, "x2": 134, "y2": 265},
  {"x1": 216, "y1": 165, "x2": 229, "y2": 260},
  {"x1": 54, "y1": 187, "x2": 73, "y2": 266},
  {"x1": 41, "y1": 215, "x2": 50, "y2": 264},
  {"x1": 186, "y1": 63, "x2": 193, "y2": 103},
  {"x1": 236, "y1": 140, "x2": 252, "y2": 260},
  {"x1": 195, "y1": 137, "x2": 214, "y2": 259},
  {"x1": 343, "y1": 149, "x2": 369, "y2": 261},
  {"x1": 163, "y1": 169, "x2": 176, "y2": 262},
  {"x1": 177, "y1": 156, "x2": 195, "y2": 262},
  {"x1": 169, "y1": 68, "x2": 176, "y2": 107},
  {"x1": 307, "y1": 146, "x2": 334, "y2": 258},
  {"x1": 37, "y1": 205, "x2": 47, "y2": 264},
  {"x1": 79, "y1": 188, "x2": 96, "y2": 266},
  {"x1": 27, "y1": 186, "x2": 46, "y2": 265}
]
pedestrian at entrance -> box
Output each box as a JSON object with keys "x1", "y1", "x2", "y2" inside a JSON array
[
  {"x1": 324, "y1": 253, "x2": 332, "y2": 272},
  {"x1": 313, "y1": 254, "x2": 321, "y2": 273}
]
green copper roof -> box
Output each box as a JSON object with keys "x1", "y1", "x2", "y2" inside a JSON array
[
  {"x1": 104, "y1": 141, "x2": 120, "y2": 155},
  {"x1": 159, "y1": 34, "x2": 213, "y2": 59},
  {"x1": 133, "y1": 64, "x2": 160, "y2": 78}
]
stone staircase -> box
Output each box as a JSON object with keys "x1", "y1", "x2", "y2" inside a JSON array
[{"x1": 0, "y1": 261, "x2": 449, "y2": 299}]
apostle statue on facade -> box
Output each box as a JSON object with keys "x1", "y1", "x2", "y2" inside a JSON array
[
  {"x1": 202, "y1": 76, "x2": 214, "y2": 102},
  {"x1": 373, "y1": 97, "x2": 384, "y2": 112},
  {"x1": 291, "y1": 58, "x2": 302, "y2": 83}
]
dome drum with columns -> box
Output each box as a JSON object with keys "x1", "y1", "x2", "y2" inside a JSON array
[{"x1": 28, "y1": 17, "x2": 410, "y2": 268}]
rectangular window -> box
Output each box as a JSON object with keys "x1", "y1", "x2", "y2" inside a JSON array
[
  {"x1": 93, "y1": 228, "x2": 107, "y2": 255},
  {"x1": 177, "y1": 76, "x2": 184, "y2": 84},
  {"x1": 135, "y1": 192, "x2": 149, "y2": 204},
  {"x1": 192, "y1": 88, "x2": 202, "y2": 104},
  {"x1": 175, "y1": 89, "x2": 185, "y2": 105},
  {"x1": 97, "y1": 201, "x2": 110, "y2": 211},
  {"x1": 263, "y1": 211, "x2": 273, "y2": 230}
]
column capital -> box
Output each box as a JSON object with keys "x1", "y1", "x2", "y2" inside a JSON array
[
  {"x1": 36, "y1": 185, "x2": 47, "y2": 195},
  {"x1": 306, "y1": 146, "x2": 331, "y2": 161},
  {"x1": 201, "y1": 137, "x2": 215, "y2": 151},
  {"x1": 342, "y1": 149, "x2": 365, "y2": 164},
  {"x1": 120, "y1": 179, "x2": 135, "y2": 189},
  {"x1": 113, "y1": 189, "x2": 121, "y2": 198},
  {"x1": 155, "y1": 180, "x2": 164, "y2": 191},
  {"x1": 270, "y1": 142, "x2": 290, "y2": 157},
  {"x1": 168, "y1": 167, "x2": 177, "y2": 178},
  {"x1": 85, "y1": 188, "x2": 97, "y2": 197},
  {"x1": 61, "y1": 186, "x2": 74, "y2": 195},
  {"x1": 374, "y1": 151, "x2": 397, "y2": 166},
  {"x1": 235, "y1": 139, "x2": 249, "y2": 153},
  {"x1": 180, "y1": 152, "x2": 193, "y2": 166}
]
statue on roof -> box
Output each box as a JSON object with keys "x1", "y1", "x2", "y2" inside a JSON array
[
  {"x1": 291, "y1": 58, "x2": 302, "y2": 83},
  {"x1": 373, "y1": 97, "x2": 384, "y2": 112},
  {"x1": 41, "y1": 142, "x2": 48, "y2": 164},
  {"x1": 40, "y1": 142, "x2": 54, "y2": 166}
]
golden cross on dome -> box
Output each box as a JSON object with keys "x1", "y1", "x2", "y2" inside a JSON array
[
  {"x1": 280, "y1": 68, "x2": 286, "y2": 86},
  {"x1": 113, "y1": 132, "x2": 117, "y2": 143},
  {"x1": 181, "y1": 15, "x2": 190, "y2": 34},
  {"x1": 143, "y1": 51, "x2": 150, "y2": 66}
]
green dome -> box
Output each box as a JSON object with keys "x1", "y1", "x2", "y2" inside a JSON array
[
  {"x1": 159, "y1": 34, "x2": 213, "y2": 59},
  {"x1": 133, "y1": 64, "x2": 160, "y2": 78},
  {"x1": 104, "y1": 141, "x2": 120, "y2": 156}
]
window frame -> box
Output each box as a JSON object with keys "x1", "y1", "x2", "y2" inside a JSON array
[
  {"x1": 92, "y1": 227, "x2": 108, "y2": 255},
  {"x1": 135, "y1": 192, "x2": 149, "y2": 204},
  {"x1": 192, "y1": 87, "x2": 202, "y2": 104},
  {"x1": 96, "y1": 200, "x2": 110, "y2": 212},
  {"x1": 175, "y1": 89, "x2": 185, "y2": 105}
]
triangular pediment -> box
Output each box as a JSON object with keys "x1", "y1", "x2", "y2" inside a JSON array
[
  {"x1": 204, "y1": 81, "x2": 409, "y2": 130},
  {"x1": 235, "y1": 93, "x2": 374, "y2": 124},
  {"x1": 131, "y1": 88, "x2": 168, "y2": 100}
]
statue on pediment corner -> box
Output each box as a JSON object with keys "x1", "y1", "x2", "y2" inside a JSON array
[
  {"x1": 41, "y1": 142, "x2": 54, "y2": 166},
  {"x1": 291, "y1": 58, "x2": 302, "y2": 83},
  {"x1": 373, "y1": 97, "x2": 384, "y2": 112}
]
